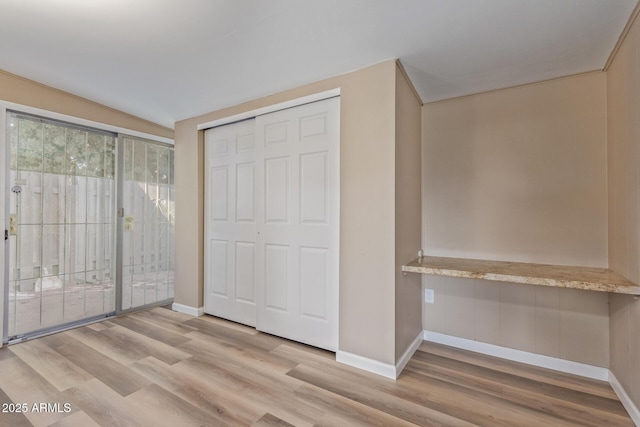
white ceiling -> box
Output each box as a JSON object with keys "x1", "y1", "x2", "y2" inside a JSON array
[{"x1": 0, "y1": 0, "x2": 636, "y2": 129}]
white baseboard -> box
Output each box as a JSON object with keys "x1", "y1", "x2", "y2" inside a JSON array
[
  {"x1": 423, "y1": 331, "x2": 609, "y2": 381},
  {"x1": 609, "y1": 371, "x2": 640, "y2": 426},
  {"x1": 171, "y1": 303, "x2": 204, "y2": 317},
  {"x1": 396, "y1": 330, "x2": 424, "y2": 376},
  {"x1": 337, "y1": 330, "x2": 424, "y2": 380},
  {"x1": 336, "y1": 351, "x2": 397, "y2": 379}
]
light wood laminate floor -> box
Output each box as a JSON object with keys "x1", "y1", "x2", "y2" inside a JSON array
[{"x1": 0, "y1": 307, "x2": 633, "y2": 426}]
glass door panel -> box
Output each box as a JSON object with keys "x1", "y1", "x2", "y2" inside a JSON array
[
  {"x1": 6, "y1": 113, "x2": 116, "y2": 339},
  {"x1": 120, "y1": 137, "x2": 174, "y2": 311}
]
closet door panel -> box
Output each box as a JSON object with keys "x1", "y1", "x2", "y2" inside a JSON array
[
  {"x1": 255, "y1": 96, "x2": 339, "y2": 351},
  {"x1": 204, "y1": 96, "x2": 339, "y2": 351},
  {"x1": 204, "y1": 119, "x2": 257, "y2": 326}
]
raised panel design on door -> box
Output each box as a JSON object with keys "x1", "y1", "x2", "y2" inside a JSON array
[
  {"x1": 256, "y1": 96, "x2": 340, "y2": 351},
  {"x1": 235, "y1": 242, "x2": 255, "y2": 303},
  {"x1": 264, "y1": 122, "x2": 288, "y2": 147},
  {"x1": 300, "y1": 247, "x2": 328, "y2": 319},
  {"x1": 237, "y1": 131, "x2": 255, "y2": 152},
  {"x1": 209, "y1": 240, "x2": 228, "y2": 297},
  {"x1": 264, "y1": 244, "x2": 289, "y2": 312},
  {"x1": 265, "y1": 157, "x2": 289, "y2": 223},
  {"x1": 300, "y1": 113, "x2": 328, "y2": 141},
  {"x1": 205, "y1": 119, "x2": 257, "y2": 326},
  {"x1": 236, "y1": 163, "x2": 255, "y2": 222},
  {"x1": 300, "y1": 152, "x2": 328, "y2": 224},
  {"x1": 210, "y1": 167, "x2": 229, "y2": 221}
]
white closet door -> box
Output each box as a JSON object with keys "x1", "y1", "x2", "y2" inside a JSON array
[
  {"x1": 204, "y1": 119, "x2": 257, "y2": 326},
  {"x1": 255, "y1": 97, "x2": 340, "y2": 351}
]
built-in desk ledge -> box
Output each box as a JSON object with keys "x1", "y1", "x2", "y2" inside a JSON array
[{"x1": 402, "y1": 255, "x2": 640, "y2": 296}]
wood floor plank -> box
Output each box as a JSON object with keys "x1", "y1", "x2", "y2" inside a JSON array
[
  {"x1": 61, "y1": 378, "x2": 149, "y2": 427},
  {"x1": 0, "y1": 387, "x2": 32, "y2": 427},
  {"x1": 108, "y1": 315, "x2": 192, "y2": 347},
  {"x1": 252, "y1": 413, "x2": 296, "y2": 427},
  {"x1": 419, "y1": 341, "x2": 617, "y2": 400},
  {"x1": 64, "y1": 326, "x2": 149, "y2": 366},
  {"x1": 396, "y1": 369, "x2": 592, "y2": 427},
  {"x1": 293, "y1": 383, "x2": 421, "y2": 427},
  {"x1": 99, "y1": 324, "x2": 192, "y2": 365},
  {"x1": 177, "y1": 334, "x2": 327, "y2": 425},
  {"x1": 86, "y1": 322, "x2": 111, "y2": 332},
  {"x1": 48, "y1": 410, "x2": 101, "y2": 427},
  {"x1": 174, "y1": 353, "x2": 321, "y2": 426},
  {"x1": 0, "y1": 346, "x2": 16, "y2": 361},
  {"x1": 0, "y1": 357, "x2": 76, "y2": 427},
  {"x1": 130, "y1": 356, "x2": 261, "y2": 425},
  {"x1": 193, "y1": 313, "x2": 259, "y2": 335},
  {"x1": 277, "y1": 337, "x2": 571, "y2": 427},
  {"x1": 126, "y1": 383, "x2": 219, "y2": 427},
  {"x1": 288, "y1": 364, "x2": 484, "y2": 427},
  {"x1": 144, "y1": 306, "x2": 195, "y2": 323},
  {"x1": 183, "y1": 317, "x2": 281, "y2": 352},
  {"x1": 291, "y1": 360, "x2": 604, "y2": 427},
  {"x1": 66, "y1": 324, "x2": 191, "y2": 366},
  {"x1": 0, "y1": 308, "x2": 633, "y2": 427},
  {"x1": 409, "y1": 351, "x2": 630, "y2": 420},
  {"x1": 183, "y1": 330, "x2": 299, "y2": 372},
  {"x1": 42, "y1": 332, "x2": 151, "y2": 397},
  {"x1": 404, "y1": 360, "x2": 633, "y2": 427},
  {"x1": 131, "y1": 309, "x2": 199, "y2": 336},
  {"x1": 8, "y1": 339, "x2": 93, "y2": 391}
]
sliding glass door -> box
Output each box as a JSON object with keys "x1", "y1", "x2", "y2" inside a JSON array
[
  {"x1": 6, "y1": 112, "x2": 116, "y2": 339},
  {"x1": 119, "y1": 136, "x2": 174, "y2": 311},
  {"x1": 4, "y1": 113, "x2": 174, "y2": 341}
]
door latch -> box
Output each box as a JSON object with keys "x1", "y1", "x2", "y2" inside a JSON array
[{"x1": 4, "y1": 229, "x2": 7, "y2": 241}]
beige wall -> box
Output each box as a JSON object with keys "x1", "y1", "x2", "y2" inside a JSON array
[
  {"x1": 423, "y1": 277, "x2": 609, "y2": 366},
  {"x1": 173, "y1": 121, "x2": 205, "y2": 309},
  {"x1": 394, "y1": 65, "x2": 423, "y2": 360},
  {"x1": 0, "y1": 70, "x2": 173, "y2": 139},
  {"x1": 607, "y1": 8, "x2": 640, "y2": 409},
  {"x1": 422, "y1": 72, "x2": 608, "y2": 267},
  {"x1": 610, "y1": 295, "x2": 640, "y2": 407},
  {"x1": 421, "y1": 72, "x2": 611, "y2": 367},
  {"x1": 174, "y1": 60, "x2": 409, "y2": 365}
]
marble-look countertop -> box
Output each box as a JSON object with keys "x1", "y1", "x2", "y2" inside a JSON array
[{"x1": 402, "y1": 255, "x2": 640, "y2": 295}]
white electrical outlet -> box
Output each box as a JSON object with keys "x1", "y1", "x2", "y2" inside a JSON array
[{"x1": 425, "y1": 288, "x2": 435, "y2": 304}]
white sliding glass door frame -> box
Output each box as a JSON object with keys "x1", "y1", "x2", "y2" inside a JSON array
[
  {"x1": 1, "y1": 101, "x2": 172, "y2": 344},
  {"x1": 116, "y1": 135, "x2": 175, "y2": 314}
]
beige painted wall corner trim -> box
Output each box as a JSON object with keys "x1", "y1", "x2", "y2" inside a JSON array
[
  {"x1": 604, "y1": 0, "x2": 640, "y2": 71},
  {"x1": 423, "y1": 70, "x2": 604, "y2": 106},
  {"x1": 336, "y1": 350, "x2": 397, "y2": 379},
  {"x1": 610, "y1": 371, "x2": 640, "y2": 426},
  {"x1": 396, "y1": 60, "x2": 423, "y2": 105},
  {"x1": 396, "y1": 330, "x2": 424, "y2": 376},
  {"x1": 423, "y1": 331, "x2": 610, "y2": 381},
  {"x1": 171, "y1": 303, "x2": 204, "y2": 317}
]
